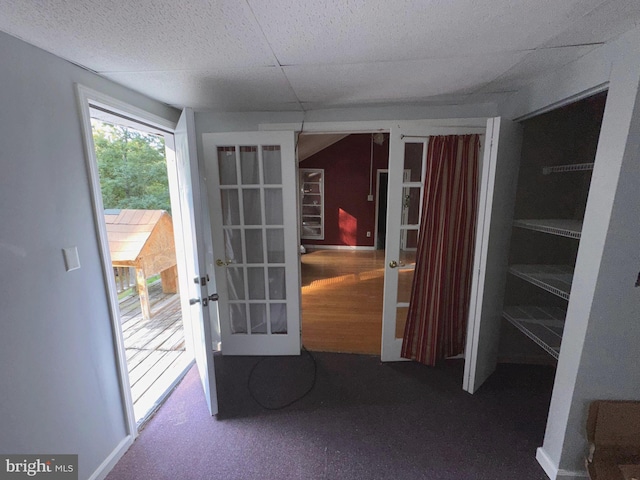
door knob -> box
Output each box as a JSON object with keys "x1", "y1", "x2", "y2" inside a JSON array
[
  {"x1": 207, "y1": 293, "x2": 219, "y2": 302},
  {"x1": 389, "y1": 260, "x2": 398, "y2": 268}
]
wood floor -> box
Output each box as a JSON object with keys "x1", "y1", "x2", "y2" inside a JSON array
[
  {"x1": 119, "y1": 281, "x2": 193, "y2": 422},
  {"x1": 301, "y1": 250, "x2": 386, "y2": 355}
]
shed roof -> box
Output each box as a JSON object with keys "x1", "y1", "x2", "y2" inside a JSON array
[{"x1": 105, "y1": 209, "x2": 166, "y2": 264}]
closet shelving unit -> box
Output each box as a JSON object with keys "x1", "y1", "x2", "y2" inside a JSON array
[{"x1": 503, "y1": 160, "x2": 594, "y2": 360}]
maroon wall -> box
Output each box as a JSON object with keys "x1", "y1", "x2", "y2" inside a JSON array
[{"x1": 300, "y1": 134, "x2": 389, "y2": 247}]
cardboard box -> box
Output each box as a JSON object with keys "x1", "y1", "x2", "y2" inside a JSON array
[{"x1": 586, "y1": 401, "x2": 640, "y2": 480}]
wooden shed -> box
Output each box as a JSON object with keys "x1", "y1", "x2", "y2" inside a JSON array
[{"x1": 105, "y1": 209, "x2": 178, "y2": 320}]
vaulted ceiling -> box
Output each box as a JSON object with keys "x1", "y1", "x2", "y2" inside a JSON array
[{"x1": 1, "y1": 1, "x2": 638, "y2": 111}]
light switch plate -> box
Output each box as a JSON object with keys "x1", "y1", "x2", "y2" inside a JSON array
[{"x1": 63, "y1": 246, "x2": 81, "y2": 272}]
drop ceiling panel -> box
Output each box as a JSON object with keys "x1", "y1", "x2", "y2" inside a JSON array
[
  {"x1": 0, "y1": 0, "x2": 276, "y2": 72},
  {"x1": 543, "y1": 0, "x2": 640, "y2": 48},
  {"x1": 284, "y1": 53, "x2": 528, "y2": 106},
  {"x1": 104, "y1": 68, "x2": 301, "y2": 111},
  {"x1": 248, "y1": 0, "x2": 608, "y2": 65},
  {"x1": 478, "y1": 45, "x2": 600, "y2": 93}
]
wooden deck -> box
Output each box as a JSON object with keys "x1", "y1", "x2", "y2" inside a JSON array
[{"x1": 119, "y1": 281, "x2": 193, "y2": 423}]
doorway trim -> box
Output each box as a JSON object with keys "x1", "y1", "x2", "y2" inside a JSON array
[{"x1": 76, "y1": 84, "x2": 179, "y2": 468}]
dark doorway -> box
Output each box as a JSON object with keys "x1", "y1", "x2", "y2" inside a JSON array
[{"x1": 376, "y1": 170, "x2": 388, "y2": 250}]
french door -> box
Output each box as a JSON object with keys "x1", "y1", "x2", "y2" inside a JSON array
[
  {"x1": 202, "y1": 131, "x2": 301, "y2": 356},
  {"x1": 169, "y1": 108, "x2": 218, "y2": 415},
  {"x1": 381, "y1": 124, "x2": 429, "y2": 361}
]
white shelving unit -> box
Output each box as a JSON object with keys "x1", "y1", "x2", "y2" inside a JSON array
[
  {"x1": 504, "y1": 154, "x2": 595, "y2": 358},
  {"x1": 508, "y1": 264, "x2": 574, "y2": 300},
  {"x1": 513, "y1": 219, "x2": 582, "y2": 239},
  {"x1": 503, "y1": 306, "x2": 566, "y2": 359},
  {"x1": 299, "y1": 168, "x2": 324, "y2": 240},
  {"x1": 542, "y1": 162, "x2": 594, "y2": 175}
]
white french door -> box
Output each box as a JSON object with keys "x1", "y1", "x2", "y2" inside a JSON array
[
  {"x1": 382, "y1": 121, "x2": 488, "y2": 362},
  {"x1": 168, "y1": 108, "x2": 218, "y2": 415},
  {"x1": 381, "y1": 124, "x2": 429, "y2": 361},
  {"x1": 202, "y1": 131, "x2": 301, "y2": 356}
]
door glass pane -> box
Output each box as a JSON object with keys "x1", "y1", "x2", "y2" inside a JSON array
[
  {"x1": 404, "y1": 143, "x2": 424, "y2": 182},
  {"x1": 240, "y1": 146, "x2": 259, "y2": 185},
  {"x1": 399, "y1": 249, "x2": 417, "y2": 270},
  {"x1": 266, "y1": 229, "x2": 285, "y2": 263},
  {"x1": 250, "y1": 304, "x2": 267, "y2": 334},
  {"x1": 397, "y1": 268, "x2": 415, "y2": 303},
  {"x1": 218, "y1": 147, "x2": 237, "y2": 185},
  {"x1": 245, "y1": 229, "x2": 264, "y2": 264},
  {"x1": 224, "y1": 229, "x2": 243, "y2": 263},
  {"x1": 402, "y1": 187, "x2": 421, "y2": 225},
  {"x1": 265, "y1": 189, "x2": 283, "y2": 225},
  {"x1": 395, "y1": 307, "x2": 409, "y2": 339},
  {"x1": 243, "y1": 189, "x2": 262, "y2": 225},
  {"x1": 302, "y1": 170, "x2": 321, "y2": 182},
  {"x1": 221, "y1": 190, "x2": 240, "y2": 225},
  {"x1": 268, "y1": 267, "x2": 286, "y2": 300},
  {"x1": 270, "y1": 303, "x2": 287, "y2": 334},
  {"x1": 247, "y1": 267, "x2": 265, "y2": 300},
  {"x1": 263, "y1": 146, "x2": 282, "y2": 184},
  {"x1": 230, "y1": 304, "x2": 247, "y2": 334},
  {"x1": 226, "y1": 268, "x2": 245, "y2": 300}
]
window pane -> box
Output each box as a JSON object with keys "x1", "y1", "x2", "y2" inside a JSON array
[
  {"x1": 245, "y1": 229, "x2": 264, "y2": 264},
  {"x1": 397, "y1": 267, "x2": 415, "y2": 304},
  {"x1": 218, "y1": 147, "x2": 237, "y2": 185},
  {"x1": 265, "y1": 188, "x2": 283, "y2": 225},
  {"x1": 270, "y1": 303, "x2": 287, "y2": 334},
  {"x1": 402, "y1": 187, "x2": 421, "y2": 225},
  {"x1": 230, "y1": 304, "x2": 247, "y2": 334},
  {"x1": 247, "y1": 267, "x2": 265, "y2": 300},
  {"x1": 268, "y1": 267, "x2": 286, "y2": 300},
  {"x1": 250, "y1": 304, "x2": 268, "y2": 334},
  {"x1": 220, "y1": 190, "x2": 240, "y2": 225},
  {"x1": 224, "y1": 229, "x2": 243, "y2": 263},
  {"x1": 263, "y1": 146, "x2": 282, "y2": 184},
  {"x1": 226, "y1": 268, "x2": 245, "y2": 300},
  {"x1": 240, "y1": 146, "x2": 259, "y2": 184},
  {"x1": 404, "y1": 143, "x2": 423, "y2": 182},
  {"x1": 243, "y1": 189, "x2": 262, "y2": 225},
  {"x1": 266, "y1": 229, "x2": 285, "y2": 263},
  {"x1": 396, "y1": 307, "x2": 409, "y2": 339}
]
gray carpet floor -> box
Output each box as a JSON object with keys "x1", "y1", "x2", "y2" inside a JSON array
[{"x1": 106, "y1": 352, "x2": 553, "y2": 480}]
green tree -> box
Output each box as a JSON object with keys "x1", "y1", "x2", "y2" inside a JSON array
[{"x1": 92, "y1": 120, "x2": 171, "y2": 213}]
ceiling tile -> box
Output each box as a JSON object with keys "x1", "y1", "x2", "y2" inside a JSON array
[
  {"x1": 104, "y1": 68, "x2": 302, "y2": 111},
  {"x1": 477, "y1": 45, "x2": 600, "y2": 93},
  {"x1": 284, "y1": 53, "x2": 527, "y2": 106},
  {"x1": 248, "y1": 0, "x2": 607, "y2": 65},
  {"x1": 543, "y1": 0, "x2": 640, "y2": 48},
  {"x1": 0, "y1": 0, "x2": 277, "y2": 72}
]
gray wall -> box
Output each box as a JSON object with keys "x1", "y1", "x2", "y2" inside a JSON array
[{"x1": 0, "y1": 31, "x2": 178, "y2": 479}]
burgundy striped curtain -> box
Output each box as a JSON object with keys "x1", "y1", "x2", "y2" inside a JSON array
[{"x1": 401, "y1": 134, "x2": 480, "y2": 366}]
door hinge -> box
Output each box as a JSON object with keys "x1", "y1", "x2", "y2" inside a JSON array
[{"x1": 193, "y1": 275, "x2": 210, "y2": 286}]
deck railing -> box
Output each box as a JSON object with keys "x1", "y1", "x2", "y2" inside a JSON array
[{"x1": 114, "y1": 267, "x2": 136, "y2": 294}]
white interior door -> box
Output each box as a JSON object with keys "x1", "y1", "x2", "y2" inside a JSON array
[
  {"x1": 381, "y1": 125, "x2": 429, "y2": 361},
  {"x1": 382, "y1": 121, "x2": 489, "y2": 362},
  {"x1": 202, "y1": 131, "x2": 301, "y2": 356},
  {"x1": 463, "y1": 117, "x2": 523, "y2": 393},
  {"x1": 168, "y1": 108, "x2": 218, "y2": 414}
]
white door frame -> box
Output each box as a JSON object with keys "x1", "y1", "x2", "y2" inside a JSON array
[
  {"x1": 76, "y1": 85, "x2": 202, "y2": 454},
  {"x1": 263, "y1": 119, "x2": 488, "y2": 363}
]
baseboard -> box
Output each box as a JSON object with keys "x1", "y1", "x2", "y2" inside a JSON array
[
  {"x1": 536, "y1": 448, "x2": 589, "y2": 480},
  {"x1": 303, "y1": 245, "x2": 376, "y2": 251},
  {"x1": 89, "y1": 435, "x2": 134, "y2": 480}
]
